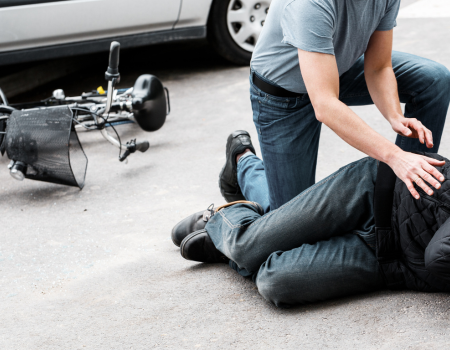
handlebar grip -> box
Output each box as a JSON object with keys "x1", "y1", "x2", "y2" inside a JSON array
[
  {"x1": 108, "y1": 41, "x2": 120, "y2": 73},
  {"x1": 118, "y1": 139, "x2": 149, "y2": 162},
  {"x1": 105, "y1": 41, "x2": 120, "y2": 81},
  {"x1": 135, "y1": 141, "x2": 150, "y2": 153}
]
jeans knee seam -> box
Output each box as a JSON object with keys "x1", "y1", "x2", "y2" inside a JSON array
[
  {"x1": 218, "y1": 210, "x2": 243, "y2": 229},
  {"x1": 411, "y1": 96, "x2": 418, "y2": 112},
  {"x1": 399, "y1": 90, "x2": 419, "y2": 112},
  {"x1": 247, "y1": 159, "x2": 367, "y2": 229}
]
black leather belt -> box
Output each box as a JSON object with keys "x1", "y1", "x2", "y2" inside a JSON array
[{"x1": 251, "y1": 71, "x2": 305, "y2": 98}]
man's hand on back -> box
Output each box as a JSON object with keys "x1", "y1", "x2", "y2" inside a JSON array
[{"x1": 387, "y1": 150, "x2": 445, "y2": 199}]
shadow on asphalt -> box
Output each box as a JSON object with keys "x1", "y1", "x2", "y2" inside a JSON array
[
  {"x1": 184, "y1": 260, "x2": 450, "y2": 316},
  {"x1": 2, "y1": 181, "x2": 81, "y2": 200},
  {"x1": 6, "y1": 39, "x2": 238, "y2": 104},
  {"x1": 184, "y1": 261, "x2": 394, "y2": 312}
]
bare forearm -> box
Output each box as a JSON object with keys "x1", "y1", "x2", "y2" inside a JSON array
[
  {"x1": 316, "y1": 99, "x2": 400, "y2": 163},
  {"x1": 298, "y1": 45, "x2": 444, "y2": 200},
  {"x1": 365, "y1": 66, "x2": 403, "y2": 123},
  {"x1": 317, "y1": 98, "x2": 444, "y2": 199},
  {"x1": 365, "y1": 65, "x2": 433, "y2": 147}
]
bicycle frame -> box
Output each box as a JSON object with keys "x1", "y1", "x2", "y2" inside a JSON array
[{"x1": 0, "y1": 41, "x2": 170, "y2": 185}]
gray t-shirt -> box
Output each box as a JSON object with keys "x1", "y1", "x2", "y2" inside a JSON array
[{"x1": 251, "y1": 0, "x2": 401, "y2": 93}]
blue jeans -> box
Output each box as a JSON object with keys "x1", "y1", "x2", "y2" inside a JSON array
[
  {"x1": 206, "y1": 157, "x2": 385, "y2": 307},
  {"x1": 251, "y1": 51, "x2": 450, "y2": 211}
]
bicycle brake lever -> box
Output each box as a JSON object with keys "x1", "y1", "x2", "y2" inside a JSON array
[{"x1": 119, "y1": 149, "x2": 131, "y2": 162}]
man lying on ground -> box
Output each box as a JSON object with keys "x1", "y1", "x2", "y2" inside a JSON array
[{"x1": 171, "y1": 131, "x2": 450, "y2": 307}]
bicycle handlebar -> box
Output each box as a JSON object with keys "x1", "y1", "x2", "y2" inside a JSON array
[
  {"x1": 105, "y1": 41, "x2": 120, "y2": 81},
  {"x1": 135, "y1": 140, "x2": 150, "y2": 153},
  {"x1": 118, "y1": 139, "x2": 150, "y2": 162}
]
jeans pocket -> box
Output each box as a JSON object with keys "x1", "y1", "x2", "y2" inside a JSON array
[
  {"x1": 258, "y1": 98, "x2": 300, "y2": 127},
  {"x1": 250, "y1": 91, "x2": 262, "y2": 131},
  {"x1": 357, "y1": 232, "x2": 376, "y2": 251}
]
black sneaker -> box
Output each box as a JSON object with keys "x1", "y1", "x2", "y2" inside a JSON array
[
  {"x1": 171, "y1": 204, "x2": 215, "y2": 247},
  {"x1": 172, "y1": 201, "x2": 264, "y2": 247},
  {"x1": 180, "y1": 229, "x2": 229, "y2": 264},
  {"x1": 219, "y1": 130, "x2": 256, "y2": 202}
]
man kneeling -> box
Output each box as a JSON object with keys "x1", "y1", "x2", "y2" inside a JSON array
[{"x1": 171, "y1": 131, "x2": 450, "y2": 308}]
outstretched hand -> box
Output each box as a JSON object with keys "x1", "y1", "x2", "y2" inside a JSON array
[
  {"x1": 390, "y1": 117, "x2": 434, "y2": 149},
  {"x1": 389, "y1": 151, "x2": 445, "y2": 199}
]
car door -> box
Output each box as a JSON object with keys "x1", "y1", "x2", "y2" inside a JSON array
[{"x1": 0, "y1": 0, "x2": 181, "y2": 53}]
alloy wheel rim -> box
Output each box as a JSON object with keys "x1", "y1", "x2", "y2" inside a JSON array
[{"x1": 226, "y1": 0, "x2": 270, "y2": 53}]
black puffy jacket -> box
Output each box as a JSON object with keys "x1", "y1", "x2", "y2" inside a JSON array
[{"x1": 375, "y1": 153, "x2": 450, "y2": 292}]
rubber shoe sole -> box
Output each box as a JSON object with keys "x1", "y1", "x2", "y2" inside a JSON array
[{"x1": 180, "y1": 229, "x2": 228, "y2": 264}]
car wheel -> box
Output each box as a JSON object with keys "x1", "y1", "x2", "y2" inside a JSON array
[{"x1": 208, "y1": 0, "x2": 270, "y2": 66}]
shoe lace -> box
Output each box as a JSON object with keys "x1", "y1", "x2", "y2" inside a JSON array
[
  {"x1": 207, "y1": 203, "x2": 214, "y2": 218},
  {"x1": 203, "y1": 203, "x2": 215, "y2": 222}
]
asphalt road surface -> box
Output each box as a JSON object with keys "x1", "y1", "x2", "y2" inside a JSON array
[{"x1": 1, "y1": 1, "x2": 450, "y2": 349}]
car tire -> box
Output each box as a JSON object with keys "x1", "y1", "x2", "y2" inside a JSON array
[{"x1": 208, "y1": 0, "x2": 270, "y2": 66}]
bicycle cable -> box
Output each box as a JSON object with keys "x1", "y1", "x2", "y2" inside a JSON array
[
  {"x1": 104, "y1": 111, "x2": 124, "y2": 158},
  {"x1": 0, "y1": 87, "x2": 9, "y2": 106},
  {"x1": 70, "y1": 106, "x2": 123, "y2": 158}
]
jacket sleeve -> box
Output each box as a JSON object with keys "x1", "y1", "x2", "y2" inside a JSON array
[{"x1": 425, "y1": 217, "x2": 450, "y2": 283}]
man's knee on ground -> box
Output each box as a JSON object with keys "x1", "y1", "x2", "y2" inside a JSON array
[
  {"x1": 254, "y1": 246, "x2": 383, "y2": 308},
  {"x1": 256, "y1": 274, "x2": 293, "y2": 308},
  {"x1": 225, "y1": 236, "x2": 262, "y2": 272},
  {"x1": 255, "y1": 251, "x2": 307, "y2": 308}
]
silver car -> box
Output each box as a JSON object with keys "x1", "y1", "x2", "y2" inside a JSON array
[{"x1": 0, "y1": 0, "x2": 271, "y2": 66}]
